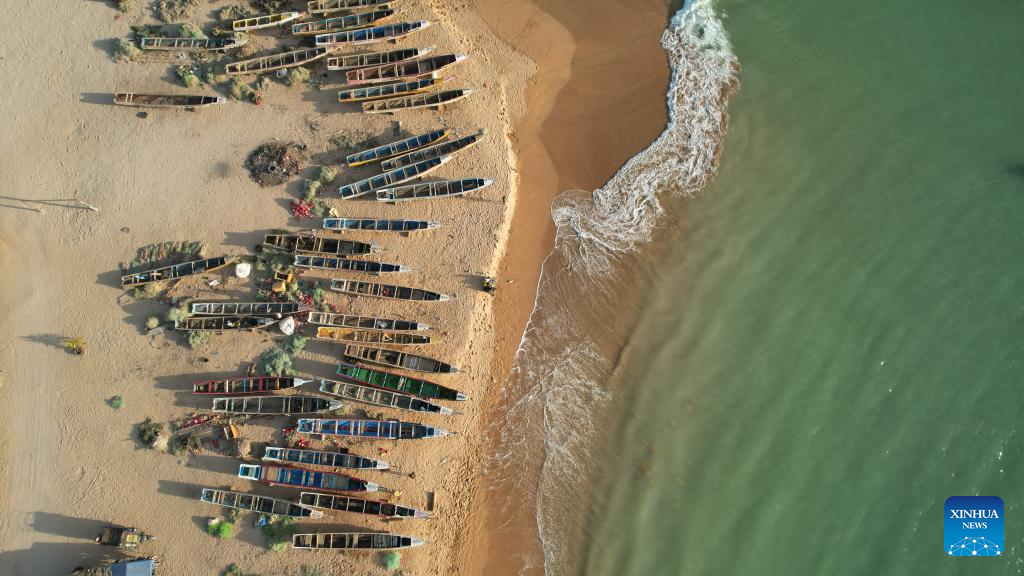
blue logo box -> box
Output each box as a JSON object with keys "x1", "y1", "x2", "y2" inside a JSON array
[{"x1": 945, "y1": 496, "x2": 1003, "y2": 556}]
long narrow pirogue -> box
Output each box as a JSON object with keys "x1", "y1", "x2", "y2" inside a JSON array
[
  {"x1": 225, "y1": 47, "x2": 331, "y2": 76},
  {"x1": 344, "y1": 344, "x2": 457, "y2": 373},
  {"x1": 193, "y1": 376, "x2": 309, "y2": 395},
  {"x1": 338, "y1": 76, "x2": 445, "y2": 103},
  {"x1": 293, "y1": 532, "x2": 424, "y2": 551},
  {"x1": 326, "y1": 47, "x2": 431, "y2": 71},
  {"x1": 293, "y1": 255, "x2": 410, "y2": 274},
  {"x1": 336, "y1": 361, "x2": 467, "y2": 401},
  {"x1": 317, "y1": 327, "x2": 432, "y2": 345},
  {"x1": 297, "y1": 418, "x2": 450, "y2": 439},
  {"x1": 212, "y1": 395, "x2": 342, "y2": 415},
  {"x1": 330, "y1": 279, "x2": 452, "y2": 301},
  {"x1": 292, "y1": 8, "x2": 398, "y2": 36},
  {"x1": 309, "y1": 0, "x2": 392, "y2": 15},
  {"x1": 263, "y1": 446, "x2": 388, "y2": 470},
  {"x1": 339, "y1": 155, "x2": 451, "y2": 198},
  {"x1": 262, "y1": 234, "x2": 376, "y2": 255},
  {"x1": 322, "y1": 217, "x2": 440, "y2": 233},
  {"x1": 381, "y1": 129, "x2": 485, "y2": 170},
  {"x1": 362, "y1": 88, "x2": 474, "y2": 113},
  {"x1": 232, "y1": 12, "x2": 301, "y2": 31},
  {"x1": 189, "y1": 301, "x2": 309, "y2": 316},
  {"x1": 345, "y1": 129, "x2": 448, "y2": 166},
  {"x1": 377, "y1": 178, "x2": 493, "y2": 202},
  {"x1": 319, "y1": 378, "x2": 454, "y2": 414},
  {"x1": 346, "y1": 54, "x2": 466, "y2": 85},
  {"x1": 114, "y1": 93, "x2": 226, "y2": 109},
  {"x1": 139, "y1": 37, "x2": 247, "y2": 52},
  {"x1": 300, "y1": 492, "x2": 430, "y2": 519},
  {"x1": 239, "y1": 463, "x2": 380, "y2": 492},
  {"x1": 175, "y1": 316, "x2": 276, "y2": 331},
  {"x1": 201, "y1": 488, "x2": 323, "y2": 519},
  {"x1": 307, "y1": 311, "x2": 428, "y2": 331},
  {"x1": 315, "y1": 21, "x2": 429, "y2": 47},
  {"x1": 121, "y1": 256, "x2": 236, "y2": 287}
]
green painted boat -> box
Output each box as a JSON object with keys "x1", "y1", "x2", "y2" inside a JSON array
[{"x1": 336, "y1": 362, "x2": 467, "y2": 401}]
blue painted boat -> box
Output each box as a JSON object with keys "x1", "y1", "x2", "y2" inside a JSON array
[
  {"x1": 297, "y1": 418, "x2": 449, "y2": 440},
  {"x1": 238, "y1": 463, "x2": 379, "y2": 492},
  {"x1": 263, "y1": 446, "x2": 388, "y2": 470}
]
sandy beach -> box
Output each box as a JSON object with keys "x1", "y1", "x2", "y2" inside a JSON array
[{"x1": 0, "y1": 0, "x2": 673, "y2": 574}]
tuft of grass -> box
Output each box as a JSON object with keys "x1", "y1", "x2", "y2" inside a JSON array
[
  {"x1": 285, "y1": 67, "x2": 311, "y2": 87},
  {"x1": 302, "y1": 179, "x2": 321, "y2": 201},
  {"x1": 259, "y1": 348, "x2": 294, "y2": 376},
  {"x1": 207, "y1": 518, "x2": 234, "y2": 538},
  {"x1": 169, "y1": 431, "x2": 201, "y2": 455},
  {"x1": 116, "y1": 0, "x2": 136, "y2": 13},
  {"x1": 146, "y1": 316, "x2": 161, "y2": 330},
  {"x1": 111, "y1": 395, "x2": 124, "y2": 410},
  {"x1": 383, "y1": 550, "x2": 402, "y2": 571},
  {"x1": 187, "y1": 330, "x2": 212, "y2": 350},
  {"x1": 156, "y1": 0, "x2": 200, "y2": 22},
  {"x1": 62, "y1": 337, "x2": 87, "y2": 355},
  {"x1": 260, "y1": 515, "x2": 296, "y2": 551},
  {"x1": 228, "y1": 78, "x2": 257, "y2": 103},
  {"x1": 254, "y1": 75, "x2": 273, "y2": 93},
  {"x1": 113, "y1": 38, "x2": 142, "y2": 63},
  {"x1": 316, "y1": 165, "x2": 339, "y2": 185},
  {"x1": 222, "y1": 564, "x2": 260, "y2": 576},
  {"x1": 176, "y1": 64, "x2": 200, "y2": 88},
  {"x1": 283, "y1": 335, "x2": 307, "y2": 355},
  {"x1": 137, "y1": 417, "x2": 165, "y2": 445},
  {"x1": 217, "y1": 5, "x2": 250, "y2": 21},
  {"x1": 253, "y1": 0, "x2": 291, "y2": 12},
  {"x1": 166, "y1": 305, "x2": 187, "y2": 325},
  {"x1": 132, "y1": 281, "x2": 165, "y2": 300},
  {"x1": 178, "y1": 22, "x2": 207, "y2": 39}
]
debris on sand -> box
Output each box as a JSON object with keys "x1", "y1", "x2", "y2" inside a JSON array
[{"x1": 245, "y1": 142, "x2": 307, "y2": 187}]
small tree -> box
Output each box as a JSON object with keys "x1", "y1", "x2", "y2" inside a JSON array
[{"x1": 260, "y1": 348, "x2": 294, "y2": 376}]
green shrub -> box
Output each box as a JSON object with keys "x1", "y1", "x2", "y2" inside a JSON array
[
  {"x1": 207, "y1": 519, "x2": 234, "y2": 538},
  {"x1": 228, "y1": 78, "x2": 256, "y2": 103},
  {"x1": 260, "y1": 348, "x2": 294, "y2": 376},
  {"x1": 170, "y1": 431, "x2": 201, "y2": 455},
  {"x1": 178, "y1": 23, "x2": 207, "y2": 39},
  {"x1": 383, "y1": 551, "x2": 402, "y2": 571},
  {"x1": 316, "y1": 166, "x2": 339, "y2": 185},
  {"x1": 113, "y1": 38, "x2": 142, "y2": 63},
  {"x1": 253, "y1": 0, "x2": 290, "y2": 12},
  {"x1": 137, "y1": 417, "x2": 165, "y2": 445},
  {"x1": 132, "y1": 281, "x2": 165, "y2": 299},
  {"x1": 111, "y1": 395, "x2": 124, "y2": 410},
  {"x1": 286, "y1": 67, "x2": 311, "y2": 87},
  {"x1": 156, "y1": 0, "x2": 199, "y2": 22},
  {"x1": 166, "y1": 305, "x2": 187, "y2": 325},
  {"x1": 311, "y1": 199, "x2": 330, "y2": 218},
  {"x1": 187, "y1": 330, "x2": 211, "y2": 349},
  {"x1": 254, "y1": 75, "x2": 273, "y2": 93},
  {"x1": 302, "y1": 179, "x2": 321, "y2": 201},
  {"x1": 145, "y1": 316, "x2": 161, "y2": 330},
  {"x1": 283, "y1": 335, "x2": 307, "y2": 355},
  {"x1": 176, "y1": 65, "x2": 200, "y2": 88},
  {"x1": 260, "y1": 515, "x2": 296, "y2": 551},
  {"x1": 217, "y1": 6, "x2": 250, "y2": 21}
]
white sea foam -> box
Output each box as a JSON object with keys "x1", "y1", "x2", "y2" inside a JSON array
[{"x1": 487, "y1": 1, "x2": 738, "y2": 573}]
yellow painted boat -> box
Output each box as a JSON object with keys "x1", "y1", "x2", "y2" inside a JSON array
[
  {"x1": 308, "y1": 0, "x2": 392, "y2": 15},
  {"x1": 232, "y1": 12, "x2": 301, "y2": 32}
]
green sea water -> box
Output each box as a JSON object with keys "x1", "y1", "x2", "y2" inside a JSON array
[{"x1": 581, "y1": 0, "x2": 1024, "y2": 574}]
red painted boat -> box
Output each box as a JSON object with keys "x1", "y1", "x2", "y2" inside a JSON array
[{"x1": 192, "y1": 376, "x2": 310, "y2": 395}]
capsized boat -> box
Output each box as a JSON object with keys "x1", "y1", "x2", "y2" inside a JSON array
[
  {"x1": 139, "y1": 37, "x2": 247, "y2": 52},
  {"x1": 315, "y1": 21, "x2": 429, "y2": 47},
  {"x1": 323, "y1": 217, "x2": 440, "y2": 233},
  {"x1": 298, "y1": 418, "x2": 450, "y2": 439},
  {"x1": 317, "y1": 327, "x2": 431, "y2": 345},
  {"x1": 339, "y1": 155, "x2": 451, "y2": 198},
  {"x1": 346, "y1": 54, "x2": 466, "y2": 85},
  {"x1": 263, "y1": 446, "x2": 388, "y2": 470},
  {"x1": 309, "y1": 0, "x2": 392, "y2": 15},
  {"x1": 114, "y1": 93, "x2": 227, "y2": 109},
  {"x1": 376, "y1": 178, "x2": 493, "y2": 202},
  {"x1": 362, "y1": 88, "x2": 473, "y2": 113},
  {"x1": 193, "y1": 376, "x2": 309, "y2": 395},
  {"x1": 293, "y1": 531, "x2": 424, "y2": 550},
  {"x1": 292, "y1": 8, "x2": 398, "y2": 36},
  {"x1": 262, "y1": 233, "x2": 376, "y2": 255},
  {"x1": 300, "y1": 492, "x2": 430, "y2": 519},
  {"x1": 320, "y1": 378, "x2": 453, "y2": 414},
  {"x1": 293, "y1": 255, "x2": 410, "y2": 274},
  {"x1": 175, "y1": 316, "x2": 276, "y2": 331},
  {"x1": 381, "y1": 130, "x2": 485, "y2": 171},
  {"x1": 189, "y1": 301, "x2": 309, "y2": 316},
  {"x1": 330, "y1": 279, "x2": 452, "y2": 301},
  {"x1": 307, "y1": 311, "x2": 428, "y2": 331},
  {"x1": 122, "y1": 256, "x2": 237, "y2": 287},
  {"x1": 212, "y1": 395, "x2": 342, "y2": 415},
  {"x1": 232, "y1": 12, "x2": 301, "y2": 31},
  {"x1": 327, "y1": 47, "x2": 431, "y2": 71},
  {"x1": 338, "y1": 76, "x2": 445, "y2": 103},
  {"x1": 226, "y1": 46, "x2": 330, "y2": 76},
  {"x1": 201, "y1": 488, "x2": 323, "y2": 518},
  {"x1": 345, "y1": 128, "x2": 448, "y2": 167},
  {"x1": 336, "y1": 362, "x2": 466, "y2": 401},
  {"x1": 344, "y1": 344, "x2": 457, "y2": 373},
  {"x1": 239, "y1": 463, "x2": 379, "y2": 492}
]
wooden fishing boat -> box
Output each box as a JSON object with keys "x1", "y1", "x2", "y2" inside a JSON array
[
  {"x1": 122, "y1": 256, "x2": 236, "y2": 287},
  {"x1": 263, "y1": 446, "x2": 388, "y2": 470},
  {"x1": 320, "y1": 378, "x2": 453, "y2": 414},
  {"x1": 336, "y1": 362, "x2": 466, "y2": 401},
  {"x1": 330, "y1": 279, "x2": 452, "y2": 301},
  {"x1": 317, "y1": 327, "x2": 431, "y2": 345},
  {"x1": 323, "y1": 218, "x2": 439, "y2": 233},
  {"x1": 232, "y1": 12, "x2": 301, "y2": 31},
  {"x1": 239, "y1": 463, "x2": 379, "y2": 492},
  {"x1": 339, "y1": 155, "x2": 451, "y2": 198},
  {"x1": 345, "y1": 129, "x2": 448, "y2": 167},
  {"x1": 212, "y1": 395, "x2": 342, "y2": 415},
  {"x1": 293, "y1": 532, "x2": 424, "y2": 550},
  {"x1": 362, "y1": 88, "x2": 473, "y2": 113},
  {"x1": 175, "y1": 316, "x2": 276, "y2": 331},
  {"x1": 346, "y1": 54, "x2": 465, "y2": 85},
  {"x1": 262, "y1": 234, "x2": 375, "y2": 256},
  {"x1": 189, "y1": 301, "x2": 309, "y2": 316},
  {"x1": 139, "y1": 37, "x2": 247, "y2": 52},
  {"x1": 114, "y1": 93, "x2": 226, "y2": 109},
  {"x1": 381, "y1": 130, "x2": 485, "y2": 171},
  {"x1": 193, "y1": 376, "x2": 309, "y2": 395},
  {"x1": 309, "y1": 0, "x2": 392, "y2": 15},
  {"x1": 377, "y1": 178, "x2": 493, "y2": 202},
  {"x1": 293, "y1": 255, "x2": 410, "y2": 274},
  {"x1": 298, "y1": 418, "x2": 450, "y2": 439},
  {"x1": 307, "y1": 312, "x2": 428, "y2": 331},
  {"x1": 337, "y1": 75, "x2": 444, "y2": 103},
  {"x1": 225, "y1": 47, "x2": 330, "y2": 76},
  {"x1": 299, "y1": 492, "x2": 429, "y2": 519},
  {"x1": 326, "y1": 47, "x2": 431, "y2": 72},
  {"x1": 292, "y1": 8, "x2": 398, "y2": 36},
  {"x1": 344, "y1": 345, "x2": 457, "y2": 373},
  {"x1": 201, "y1": 488, "x2": 323, "y2": 518},
  {"x1": 315, "y1": 21, "x2": 429, "y2": 47}
]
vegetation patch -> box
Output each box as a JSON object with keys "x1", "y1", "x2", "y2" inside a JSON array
[
  {"x1": 156, "y1": 0, "x2": 200, "y2": 22},
  {"x1": 187, "y1": 330, "x2": 212, "y2": 350},
  {"x1": 132, "y1": 281, "x2": 165, "y2": 300},
  {"x1": 136, "y1": 417, "x2": 165, "y2": 445},
  {"x1": 383, "y1": 551, "x2": 402, "y2": 571},
  {"x1": 62, "y1": 337, "x2": 87, "y2": 355},
  {"x1": 283, "y1": 334, "x2": 308, "y2": 355},
  {"x1": 176, "y1": 64, "x2": 200, "y2": 88},
  {"x1": 169, "y1": 431, "x2": 202, "y2": 455},
  {"x1": 110, "y1": 395, "x2": 124, "y2": 410},
  {"x1": 113, "y1": 38, "x2": 142, "y2": 63},
  {"x1": 286, "y1": 67, "x2": 311, "y2": 88},
  {"x1": 178, "y1": 22, "x2": 207, "y2": 39},
  {"x1": 252, "y1": 0, "x2": 292, "y2": 13},
  {"x1": 259, "y1": 348, "x2": 294, "y2": 376},
  {"x1": 206, "y1": 518, "x2": 234, "y2": 538},
  {"x1": 259, "y1": 515, "x2": 296, "y2": 551},
  {"x1": 126, "y1": 241, "x2": 203, "y2": 273}
]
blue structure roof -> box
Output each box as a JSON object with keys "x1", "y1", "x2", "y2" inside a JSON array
[{"x1": 109, "y1": 559, "x2": 155, "y2": 576}]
